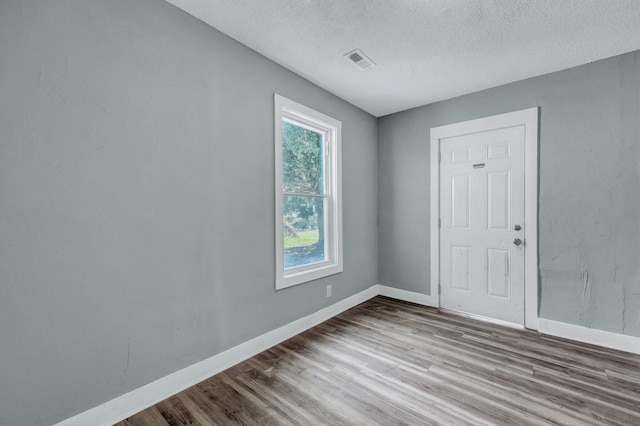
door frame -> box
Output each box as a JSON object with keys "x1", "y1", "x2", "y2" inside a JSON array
[{"x1": 430, "y1": 108, "x2": 539, "y2": 330}]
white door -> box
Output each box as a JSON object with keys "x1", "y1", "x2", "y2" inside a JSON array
[{"x1": 439, "y1": 125, "x2": 525, "y2": 324}]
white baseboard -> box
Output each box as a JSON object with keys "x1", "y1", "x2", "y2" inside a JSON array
[
  {"x1": 538, "y1": 318, "x2": 640, "y2": 355},
  {"x1": 54, "y1": 286, "x2": 378, "y2": 426},
  {"x1": 376, "y1": 284, "x2": 434, "y2": 307}
]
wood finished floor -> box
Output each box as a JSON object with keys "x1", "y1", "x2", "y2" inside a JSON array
[{"x1": 116, "y1": 297, "x2": 640, "y2": 426}]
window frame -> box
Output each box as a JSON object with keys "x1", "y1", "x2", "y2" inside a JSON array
[{"x1": 274, "y1": 94, "x2": 343, "y2": 290}]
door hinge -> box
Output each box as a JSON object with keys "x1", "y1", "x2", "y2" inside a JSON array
[
  {"x1": 438, "y1": 283, "x2": 441, "y2": 295},
  {"x1": 438, "y1": 218, "x2": 441, "y2": 228},
  {"x1": 438, "y1": 151, "x2": 441, "y2": 163}
]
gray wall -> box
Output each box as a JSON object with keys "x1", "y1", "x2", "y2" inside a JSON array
[
  {"x1": 378, "y1": 51, "x2": 640, "y2": 338},
  {"x1": 0, "y1": 1, "x2": 377, "y2": 424}
]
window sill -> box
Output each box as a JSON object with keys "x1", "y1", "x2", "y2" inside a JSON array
[{"x1": 276, "y1": 262, "x2": 343, "y2": 290}]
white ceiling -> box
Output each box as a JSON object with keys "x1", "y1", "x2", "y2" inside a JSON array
[{"x1": 166, "y1": 0, "x2": 640, "y2": 117}]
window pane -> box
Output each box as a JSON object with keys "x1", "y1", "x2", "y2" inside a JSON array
[
  {"x1": 283, "y1": 195, "x2": 326, "y2": 269},
  {"x1": 282, "y1": 121, "x2": 324, "y2": 194}
]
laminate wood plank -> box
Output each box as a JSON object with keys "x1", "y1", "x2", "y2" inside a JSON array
[
  {"x1": 116, "y1": 296, "x2": 640, "y2": 426},
  {"x1": 436, "y1": 362, "x2": 602, "y2": 426},
  {"x1": 255, "y1": 341, "x2": 432, "y2": 425},
  {"x1": 155, "y1": 396, "x2": 199, "y2": 426},
  {"x1": 117, "y1": 406, "x2": 168, "y2": 426},
  {"x1": 178, "y1": 385, "x2": 240, "y2": 425}
]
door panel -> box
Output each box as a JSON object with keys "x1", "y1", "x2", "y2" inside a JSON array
[
  {"x1": 451, "y1": 246, "x2": 471, "y2": 291},
  {"x1": 487, "y1": 171, "x2": 510, "y2": 230},
  {"x1": 487, "y1": 248, "x2": 510, "y2": 298},
  {"x1": 440, "y1": 126, "x2": 525, "y2": 324},
  {"x1": 451, "y1": 175, "x2": 471, "y2": 229}
]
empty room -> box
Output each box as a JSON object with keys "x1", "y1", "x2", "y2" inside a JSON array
[{"x1": 2, "y1": 0, "x2": 640, "y2": 425}]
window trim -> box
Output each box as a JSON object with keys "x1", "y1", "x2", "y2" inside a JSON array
[{"x1": 274, "y1": 94, "x2": 343, "y2": 290}]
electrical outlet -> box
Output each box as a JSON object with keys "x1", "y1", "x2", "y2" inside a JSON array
[{"x1": 326, "y1": 284, "x2": 332, "y2": 298}]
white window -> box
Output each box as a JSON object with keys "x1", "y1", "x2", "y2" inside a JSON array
[{"x1": 274, "y1": 94, "x2": 343, "y2": 290}]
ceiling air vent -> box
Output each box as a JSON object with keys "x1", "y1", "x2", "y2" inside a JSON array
[{"x1": 344, "y1": 49, "x2": 376, "y2": 70}]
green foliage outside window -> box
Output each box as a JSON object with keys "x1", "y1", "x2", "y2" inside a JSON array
[{"x1": 282, "y1": 121, "x2": 326, "y2": 267}]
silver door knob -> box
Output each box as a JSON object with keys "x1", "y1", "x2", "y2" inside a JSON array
[{"x1": 513, "y1": 238, "x2": 522, "y2": 246}]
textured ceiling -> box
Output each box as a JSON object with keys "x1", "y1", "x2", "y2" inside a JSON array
[{"x1": 166, "y1": 0, "x2": 640, "y2": 117}]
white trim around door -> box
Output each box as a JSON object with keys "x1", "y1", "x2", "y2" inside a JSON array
[{"x1": 430, "y1": 108, "x2": 539, "y2": 330}]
